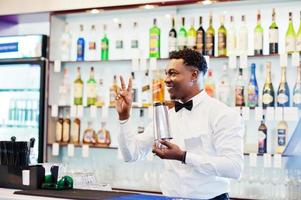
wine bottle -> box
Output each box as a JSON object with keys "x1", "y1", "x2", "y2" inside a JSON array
[
  {"x1": 218, "y1": 15, "x2": 227, "y2": 56},
  {"x1": 62, "y1": 109, "x2": 71, "y2": 143},
  {"x1": 168, "y1": 17, "x2": 177, "y2": 56},
  {"x1": 55, "y1": 110, "x2": 63, "y2": 142},
  {"x1": 71, "y1": 118, "x2": 80, "y2": 144},
  {"x1": 87, "y1": 67, "x2": 97, "y2": 106},
  {"x1": 293, "y1": 65, "x2": 301, "y2": 109},
  {"x1": 131, "y1": 72, "x2": 139, "y2": 104},
  {"x1": 276, "y1": 109, "x2": 288, "y2": 154},
  {"x1": 138, "y1": 109, "x2": 145, "y2": 134},
  {"x1": 218, "y1": 63, "x2": 231, "y2": 106},
  {"x1": 152, "y1": 70, "x2": 165, "y2": 103},
  {"x1": 258, "y1": 115, "x2": 267, "y2": 154},
  {"x1": 149, "y1": 18, "x2": 161, "y2": 58},
  {"x1": 238, "y1": 15, "x2": 248, "y2": 55},
  {"x1": 235, "y1": 68, "x2": 245, "y2": 107},
  {"x1": 196, "y1": 16, "x2": 205, "y2": 55},
  {"x1": 74, "y1": 67, "x2": 83, "y2": 105},
  {"x1": 131, "y1": 22, "x2": 139, "y2": 50},
  {"x1": 285, "y1": 12, "x2": 296, "y2": 54},
  {"x1": 97, "y1": 121, "x2": 111, "y2": 146},
  {"x1": 141, "y1": 70, "x2": 152, "y2": 107},
  {"x1": 83, "y1": 121, "x2": 97, "y2": 144},
  {"x1": 247, "y1": 63, "x2": 259, "y2": 108},
  {"x1": 59, "y1": 68, "x2": 71, "y2": 106},
  {"x1": 204, "y1": 69, "x2": 216, "y2": 97},
  {"x1": 254, "y1": 11, "x2": 264, "y2": 55},
  {"x1": 269, "y1": 8, "x2": 279, "y2": 54},
  {"x1": 262, "y1": 62, "x2": 275, "y2": 108},
  {"x1": 205, "y1": 14, "x2": 215, "y2": 56},
  {"x1": 87, "y1": 25, "x2": 97, "y2": 60},
  {"x1": 187, "y1": 17, "x2": 197, "y2": 50},
  {"x1": 115, "y1": 23, "x2": 124, "y2": 59},
  {"x1": 60, "y1": 23, "x2": 72, "y2": 61},
  {"x1": 178, "y1": 17, "x2": 187, "y2": 50},
  {"x1": 296, "y1": 11, "x2": 301, "y2": 52},
  {"x1": 227, "y1": 16, "x2": 237, "y2": 56},
  {"x1": 110, "y1": 75, "x2": 119, "y2": 106},
  {"x1": 96, "y1": 79, "x2": 105, "y2": 107},
  {"x1": 77, "y1": 24, "x2": 85, "y2": 61},
  {"x1": 101, "y1": 25, "x2": 109, "y2": 61},
  {"x1": 277, "y1": 66, "x2": 290, "y2": 107}
]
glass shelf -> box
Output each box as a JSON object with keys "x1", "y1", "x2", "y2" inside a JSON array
[
  {"x1": 48, "y1": 104, "x2": 151, "y2": 109},
  {"x1": 0, "y1": 88, "x2": 39, "y2": 92},
  {"x1": 0, "y1": 124, "x2": 38, "y2": 128},
  {"x1": 47, "y1": 143, "x2": 118, "y2": 150},
  {"x1": 243, "y1": 153, "x2": 291, "y2": 157}
]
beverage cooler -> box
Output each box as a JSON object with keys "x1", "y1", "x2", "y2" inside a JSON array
[{"x1": 0, "y1": 35, "x2": 48, "y2": 163}]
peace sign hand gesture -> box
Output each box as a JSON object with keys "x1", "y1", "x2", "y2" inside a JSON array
[{"x1": 115, "y1": 76, "x2": 132, "y2": 120}]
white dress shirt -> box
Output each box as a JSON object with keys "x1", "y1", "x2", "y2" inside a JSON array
[{"x1": 118, "y1": 90, "x2": 244, "y2": 199}]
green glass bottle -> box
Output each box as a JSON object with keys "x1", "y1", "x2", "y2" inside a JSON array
[
  {"x1": 178, "y1": 17, "x2": 187, "y2": 50},
  {"x1": 205, "y1": 14, "x2": 215, "y2": 56},
  {"x1": 218, "y1": 15, "x2": 227, "y2": 56},
  {"x1": 285, "y1": 12, "x2": 296, "y2": 54},
  {"x1": 74, "y1": 67, "x2": 83, "y2": 105},
  {"x1": 87, "y1": 67, "x2": 97, "y2": 106},
  {"x1": 149, "y1": 18, "x2": 160, "y2": 58},
  {"x1": 296, "y1": 11, "x2": 301, "y2": 52},
  {"x1": 187, "y1": 17, "x2": 197, "y2": 50},
  {"x1": 254, "y1": 11, "x2": 264, "y2": 55},
  {"x1": 101, "y1": 25, "x2": 109, "y2": 61},
  {"x1": 269, "y1": 8, "x2": 279, "y2": 54}
]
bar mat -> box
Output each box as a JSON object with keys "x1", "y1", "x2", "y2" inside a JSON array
[{"x1": 14, "y1": 189, "x2": 170, "y2": 200}]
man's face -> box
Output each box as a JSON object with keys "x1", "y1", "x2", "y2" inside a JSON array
[{"x1": 164, "y1": 59, "x2": 198, "y2": 100}]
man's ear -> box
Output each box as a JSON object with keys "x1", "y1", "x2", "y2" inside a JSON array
[{"x1": 192, "y1": 69, "x2": 199, "y2": 80}]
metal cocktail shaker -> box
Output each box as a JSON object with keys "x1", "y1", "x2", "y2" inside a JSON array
[{"x1": 153, "y1": 102, "x2": 172, "y2": 148}]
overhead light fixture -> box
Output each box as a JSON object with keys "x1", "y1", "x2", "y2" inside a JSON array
[
  {"x1": 113, "y1": 18, "x2": 119, "y2": 23},
  {"x1": 165, "y1": 14, "x2": 172, "y2": 19},
  {"x1": 141, "y1": 4, "x2": 157, "y2": 9},
  {"x1": 202, "y1": 0, "x2": 213, "y2": 5},
  {"x1": 88, "y1": 9, "x2": 102, "y2": 14}
]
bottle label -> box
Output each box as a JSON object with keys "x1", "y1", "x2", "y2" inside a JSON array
[
  {"x1": 254, "y1": 32, "x2": 263, "y2": 50},
  {"x1": 286, "y1": 36, "x2": 296, "y2": 52},
  {"x1": 142, "y1": 84, "x2": 150, "y2": 92},
  {"x1": 187, "y1": 36, "x2": 196, "y2": 48},
  {"x1": 132, "y1": 88, "x2": 138, "y2": 102},
  {"x1": 77, "y1": 43, "x2": 84, "y2": 57},
  {"x1": 277, "y1": 129, "x2": 286, "y2": 146},
  {"x1": 152, "y1": 81, "x2": 164, "y2": 102},
  {"x1": 248, "y1": 85, "x2": 258, "y2": 106},
  {"x1": 227, "y1": 34, "x2": 236, "y2": 54},
  {"x1": 218, "y1": 84, "x2": 231, "y2": 104},
  {"x1": 168, "y1": 37, "x2": 177, "y2": 52},
  {"x1": 87, "y1": 83, "x2": 97, "y2": 98},
  {"x1": 98, "y1": 131, "x2": 106, "y2": 143},
  {"x1": 63, "y1": 122, "x2": 70, "y2": 142},
  {"x1": 296, "y1": 35, "x2": 301, "y2": 51},
  {"x1": 269, "y1": 29, "x2": 278, "y2": 44},
  {"x1": 218, "y1": 32, "x2": 227, "y2": 54},
  {"x1": 205, "y1": 33, "x2": 214, "y2": 52},
  {"x1": 56, "y1": 122, "x2": 62, "y2": 142},
  {"x1": 83, "y1": 129, "x2": 95, "y2": 143},
  {"x1": 196, "y1": 31, "x2": 204, "y2": 52},
  {"x1": 101, "y1": 41, "x2": 108, "y2": 50},
  {"x1": 74, "y1": 83, "x2": 83, "y2": 98},
  {"x1": 110, "y1": 90, "x2": 116, "y2": 102},
  {"x1": 71, "y1": 122, "x2": 80, "y2": 143},
  {"x1": 293, "y1": 93, "x2": 301, "y2": 104},
  {"x1": 178, "y1": 36, "x2": 187, "y2": 47},
  {"x1": 116, "y1": 40, "x2": 123, "y2": 49},
  {"x1": 277, "y1": 93, "x2": 289, "y2": 104},
  {"x1": 258, "y1": 130, "x2": 266, "y2": 152},
  {"x1": 131, "y1": 40, "x2": 139, "y2": 49},
  {"x1": 89, "y1": 41, "x2": 96, "y2": 50},
  {"x1": 262, "y1": 93, "x2": 274, "y2": 104},
  {"x1": 235, "y1": 86, "x2": 245, "y2": 106},
  {"x1": 150, "y1": 34, "x2": 159, "y2": 54},
  {"x1": 238, "y1": 32, "x2": 248, "y2": 52}
]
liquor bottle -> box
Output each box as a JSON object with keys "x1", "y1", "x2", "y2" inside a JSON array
[
  {"x1": 218, "y1": 63, "x2": 231, "y2": 106},
  {"x1": 131, "y1": 72, "x2": 139, "y2": 105},
  {"x1": 62, "y1": 110, "x2": 70, "y2": 143},
  {"x1": 227, "y1": 16, "x2": 237, "y2": 56},
  {"x1": 168, "y1": 17, "x2": 177, "y2": 56},
  {"x1": 204, "y1": 69, "x2": 216, "y2": 97},
  {"x1": 277, "y1": 66, "x2": 290, "y2": 107},
  {"x1": 60, "y1": 23, "x2": 72, "y2": 61},
  {"x1": 293, "y1": 66, "x2": 301, "y2": 108},
  {"x1": 178, "y1": 17, "x2": 187, "y2": 50},
  {"x1": 296, "y1": 11, "x2": 301, "y2": 52},
  {"x1": 70, "y1": 118, "x2": 80, "y2": 144},
  {"x1": 59, "y1": 68, "x2": 71, "y2": 106},
  {"x1": 74, "y1": 67, "x2": 83, "y2": 105},
  {"x1": 149, "y1": 18, "x2": 160, "y2": 58},
  {"x1": 87, "y1": 25, "x2": 97, "y2": 60},
  {"x1": 77, "y1": 24, "x2": 85, "y2": 61},
  {"x1": 55, "y1": 110, "x2": 63, "y2": 142},
  {"x1": 131, "y1": 22, "x2": 139, "y2": 58},
  {"x1": 269, "y1": 8, "x2": 279, "y2": 54},
  {"x1": 196, "y1": 16, "x2": 205, "y2": 55},
  {"x1": 235, "y1": 68, "x2": 245, "y2": 107},
  {"x1": 96, "y1": 79, "x2": 105, "y2": 107},
  {"x1": 247, "y1": 63, "x2": 259, "y2": 108},
  {"x1": 262, "y1": 62, "x2": 275, "y2": 108},
  {"x1": 205, "y1": 14, "x2": 215, "y2": 56},
  {"x1": 137, "y1": 109, "x2": 145, "y2": 134},
  {"x1": 101, "y1": 24, "x2": 109, "y2": 61},
  {"x1": 187, "y1": 17, "x2": 197, "y2": 50},
  {"x1": 276, "y1": 110, "x2": 288, "y2": 154},
  {"x1": 286, "y1": 12, "x2": 296, "y2": 54},
  {"x1": 238, "y1": 15, "x2": 248, "y2": 55},
  {"x1": 258, "y1": 115, "x2": 267, "y2": 154},
  {"x1": 96, "y1": 121, "x2": 111, "y2": 146},
  {"x1": 110, "y1": 75, "x2": 119, "y2": 106},
  {"x1": 152, "y1": 70, "x2": 165, "y2": 103},
  {"x1": 141, "y1": 70, "x2": 152, "y2": 107},
  {"x1": 87, "y1": 67, "x2": 97, "y2": 106},
  {"x1": 254, "y1": 11, "x2": 264, "y2": 55},
  {"x1": 218, "y1": 15, "x2": 227, "y2": 57},
  {"x1": 115, "y1": 23, "x2": 124, "y2": 59},
  {"x1": 83, "y1": 121, "x2": 97, "y2": 144}
]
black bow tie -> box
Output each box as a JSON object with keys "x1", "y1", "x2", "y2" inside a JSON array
[{"x1": 175, "y1": 100, "x2": 193, "y2": 112}]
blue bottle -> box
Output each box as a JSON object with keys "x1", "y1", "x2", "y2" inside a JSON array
[
  {"x1": 247, "y1": 63, "x2": 259, "y2": 108},
  {"x1": 277, "y1": 66, "x2": 290, "y2": 107},
  {"x1": 77, "y1": 24, "x2": 85, "y2": 61}
]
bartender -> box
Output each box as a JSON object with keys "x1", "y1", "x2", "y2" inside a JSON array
[{"x1": 115, "y1": 49, "x2": 244, "y2": 200}]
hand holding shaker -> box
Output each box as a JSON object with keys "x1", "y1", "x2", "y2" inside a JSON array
[{"x1": 153, "y1": 102, "x2": 172, "y2": 148}]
